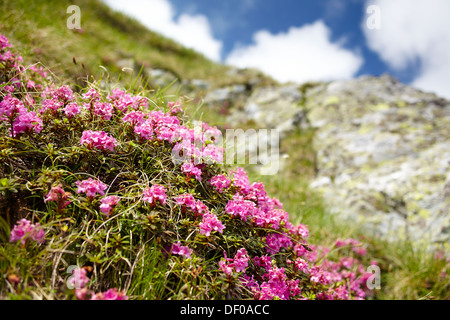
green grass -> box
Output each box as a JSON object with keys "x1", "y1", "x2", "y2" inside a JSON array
[{"x1": 0, "y1": 0, "x2": 274, "y2": 92}]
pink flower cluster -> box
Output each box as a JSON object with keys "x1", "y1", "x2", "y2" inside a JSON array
[
  {"x1": 174, "y1": 193, "x2": 224, "y2": 237},
  {"x1": 134, "y1": 110, "x2": 180, "y2": 142},
  {"x1": 69, "y1": 267, "x2": 90, "y2": 290},
  {"x1": 209, "y1": 174, "x2": 231, "y2": 193},
  {"x1": 219, "y1": 248, "x2": 249, "y2": 276},
  {"x1": 63, "y1": 103, "x2": 81, "y2": 118},
  {"x1": 231, "y1": 167, "x2": 251, "y2": 193},
  {"x1": 89, "y1": 288, "x2": 128, "y2": 300},
  {"x1": 142, "y1": 184, "x2": 167, "y2": 206},
  {"x1": 71, "y1": 267, "x2": 128, "y2": 300},
  {"x1": 93, "y1": 102, "x2": 114, "y2": 120},
  {"x1": 174, "y1": 193, "x2": 211, "y2": 218},
  {"x1": 199, "y1": 213, "x2": 225, "y2": 237},
  {"x1": 181, "y1": 162, "x2": 203, "y2": 181},
  {"x1": 0, "y1": 95, "x2": 43, "y2": 137},
  {"x1": 99, "y1": 196, "x2": 120, "y2": 217},
  {"x1": 0, "y1": 95, "x2": 26, "y2": 120},
  {"x1": 0, "y1": 34, "x2": 22, "y2": 65},
  {"x1": 167, "y1": 101, "x2": 183, "y2": 115},
  {"x1": 265, "y1": 233, "x2": 293, "y2": 255},
  {"x1": 107, "y1": 88, "x2": 148, "y2": 111},
  {"x1": 11, "y1": 110, "x2": 43, "y2": 137},
  {"x1": 44, "y1": 184, "x2": 72, "y2": 212},
  {"x1": 122, "y1": 110, "x2": 145, "y2": 126},
  {"x1": 80, "y1": 130, "x2": 117, "y2": 152},
  {"x1": 39, "y1": 85, "x2": 75, "y2": 115},
  {"x1": 225, "y1": 191, "x2": 289, "y2": 233},
  {"x1": 75, "y1": 178, "x2": 108, "y2": 198},
  {"x1": 242, "y1": 260, "x2": 301, "y2": 300},
  {"x1": 171, "y1": 241, "x2": 193, "y2": 259},
  {"x1": 10, "y1": 219, "x2": 45, "y2": 245}
]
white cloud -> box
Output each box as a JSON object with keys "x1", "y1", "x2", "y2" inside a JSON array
[
  {"x1": 225, "y1": 20, "x2": 363, "y2": 84},
  {"x1": 102, "y1": 0, "x2": 222, "y2": 61},
  {"x1": 363, "y1": 0, "x2": 450, "y2": 98}
]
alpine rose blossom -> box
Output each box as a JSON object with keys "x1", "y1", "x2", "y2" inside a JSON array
[
  {"x1": 171, "y1": 241, "x2": 193, "y2": 259},
  {"x1": 209, "y1": 174, "x2": 231, "y2": 193},
  {"x1": 174, "y1": 193, "x2": 197, "y2": 211},
  {"x1": 10, "y1": 219, "x2": 45, "y2": 245},
  {"x1": 80, "y1": 130, "x2": 116, "y2": 152},
  {"x1": 68, "y1": 267, "x2": 90, "y2": 289},
  {"x1": 90, "y1": 288, "x2": 128, "y2": 300},
  {"x1": 181, "y1": 162, "x2": 202, "y2": 181},
  {"x1": 75, "y1": 178, "x2": 108, "y2": 198},
  {"x1": 99, "y1": 196, "x2": 120, "y2": 217},
  {"x1": 11, "y1": 111, "x2": 43, "y2": 136},
  {"x1": 142, "y1": 185, "x2": 167, "y2": 205},
  {"x1": 63, "y1": 103, "x2": 81, "y2": 118},
  {"x1": 199, "y1": 213, "x2": 225, "y2": 237},
  {"x1": 44, "y1": 184, "x2": 72, "y2": 210}
]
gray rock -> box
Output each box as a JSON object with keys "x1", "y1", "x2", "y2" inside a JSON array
[
  {"x1": 147, "y1": 68, "x2": 179, "y2": 89},
  {"x1": 307, "y1": 75, "x2": 450, "y2": 247}
]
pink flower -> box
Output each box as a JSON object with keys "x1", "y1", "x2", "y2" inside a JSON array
[
  {"x1": 9, "y1": 219, "x2": 45, "y2": 245},
  {"x1": 68, "y1": 267, "x2": 90, "y2": 289},
  {"x1": 219, "y1": 259, "x2": 234, "y2": 276},
  {"x1": 75, "y1": 178, "x2": 108, "y2": 198},
  {"x1": 99, "y1": 196, "x2": 120, "y2": 217},
  {"x1": 181, "y1": 162, "x2": 202, "y2": 181},
  {"x1": 253, "y1": 255, "x2": 272, "y2": 270},
  {"x1": 134, "y1": 120, "x2": 154, "y2": 140},
  {"x1": 26, "y1": 80, "x2": 36, "y2": 90},
  {"x1": 80, "y1": 130, "x2": 116, "y2": 152},
  {"x1": 174, "y1": 193, "x2": 197, "y2": 211},
  {"x1": 309, "y1": 266, "x2": 332, "y2": 286},
  {"x1": 82, "y1": 88, "x2": 101, "y2": 103},
  {"x1": 209, "y1": 174, "x2": 231, "y2": 193},
  {"x1": 199, "y1": 213, "x2": 225, "y2": 237},
  {"x1": 90, "y1": 288, "x2": 128, "y2": 300},
  {"x1": 292, "y1": 223, "x2": 309, "y2": 239},
  {"x1": 265, "y1": 233, "x2": 292, "y2": 255},
  {"x1": 54, "y1": 85, "x2": 74, "y2": 103},
  {"x1": 122, "y1": 110, "x2": 145, "y2": 126},
  {"x1": 335, "y1": 238, "x2": 361, "y2": 248},
  {"x1": 63, "y1": 103, "x2": 81, "y2": 118},
  {"x1": 44, "y1": 184, "x2": 72, "y2": 211},
  {"x1": 0, "y1": 34, "x2": 12, "y2": 49},
  {"x1": 201, "y1": 144, "x2": 223, "y2": 164},
  {"x1": 231, "y1": 167, "x2": 250, "y2": 193},
  {"x1": 193, "y1": 200, "x2": 210, "y2": 216},
  {"x1": 0, "y1": 95, "x2": 26, "y2": 120},
  {"x1": 29, "y1": 64, "x2": 48, "y2": 78},
  {"x1": 93, "y1": 101, "x2": 114, "y2": 120},
  {"x1": 171, "y1": 241, "x2": 193, "y2": 259},
  {"x1": 233, "y1": 248, "x2": 249, "y2": 272},
  {"x1": 294, "y1": 258, "x2": 309, "y2": 274},
  {"x1": 108, "y1": 88, "x2": 147, "y2": 111},
  {"x1": 225, "y1": 193, "x2": 257, "y2": 222},
  {"x1": 142, "y1": 185, "x2": 167, "y2": 205},
  {"x1": 167, "y1": 101, "x2": 183, "y2": 115},
  {"x1": 11, "y1": 111, "x2": 43, "y2": 136}
]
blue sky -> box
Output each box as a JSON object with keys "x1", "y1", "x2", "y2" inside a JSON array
[
  {"x1": 103, "y1": 0, "x2": 450, "y2": 98},
  {"x1": 169, "y1": 0, "x2": 389, "y2": 78}
]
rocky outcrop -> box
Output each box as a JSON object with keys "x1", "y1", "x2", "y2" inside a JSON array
[
  {"x1": 203, "y1": 74, "x2": 450, "y2": 247},
  {"x1": 305, "y1": 75, "x2": 450, "y2": 245}
]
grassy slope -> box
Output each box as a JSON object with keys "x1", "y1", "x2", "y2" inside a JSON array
[
  {"x1": 0, "y1": 0, "x2": 271, "y2": 91},
  {"x1": 1, "y1": 0, "x2": 448, "y2": 300}
]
